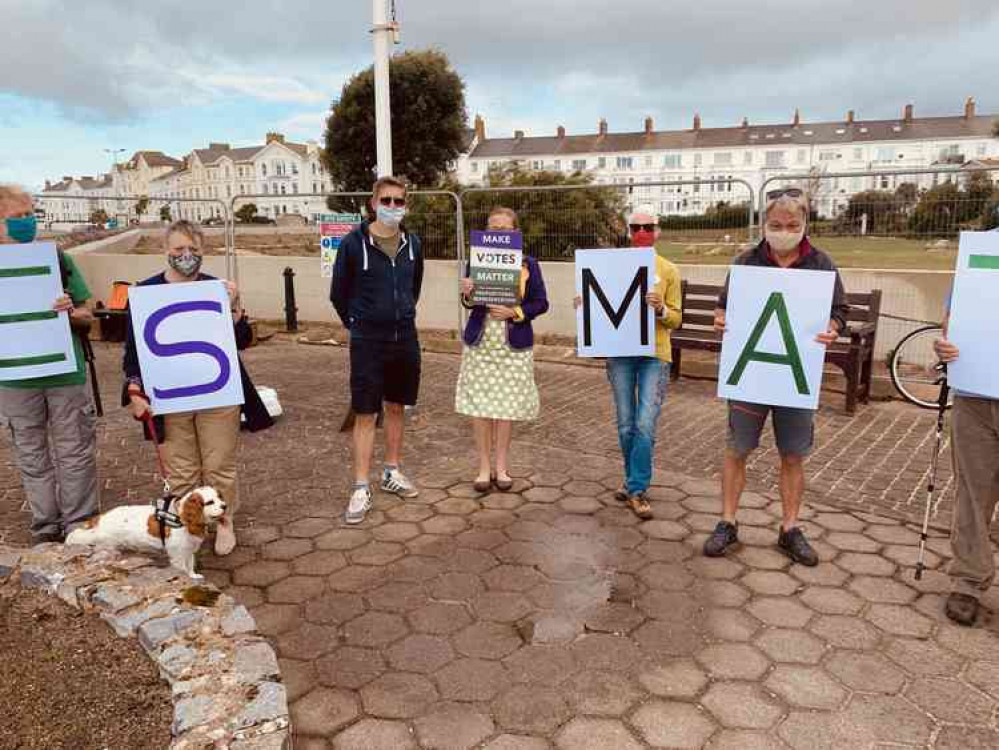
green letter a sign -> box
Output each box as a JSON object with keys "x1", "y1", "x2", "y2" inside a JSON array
[{"x1": 726, "y1": 292, "x2": 809, "y2": 395}]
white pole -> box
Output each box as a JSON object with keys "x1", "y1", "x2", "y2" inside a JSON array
[{"x1": 372, "y1": 0, "x2": 393, "y2": 178}]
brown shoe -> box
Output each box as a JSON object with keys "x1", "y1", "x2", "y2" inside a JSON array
[
  {"x1": 494, "y1": 475, "x2": 514, "y2": 492},
  {"x1": 473, "y1": 479, "x2": 492, "y2": 494},
  {"x1": 945, "y1": 592, "x2": 980, "y2": 627},
  {"x1": 627, "y1": 494, "x2": 653, "y2": 520}
]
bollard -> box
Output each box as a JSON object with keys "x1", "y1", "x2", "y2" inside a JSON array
[{"x1": 282, "y1": 267, "x2": 298, "y2": 332}]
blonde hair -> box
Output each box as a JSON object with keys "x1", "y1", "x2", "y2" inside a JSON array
[
  {"x1": 765, "y1": 192, "x2": 810, "y2": 222},
  {"x1": 487, "y1": 206, "x2": 519, "y2": 229},
  {"x1": 371, "y1": 175, "x2": 408, "y2": 199},
  {"x1": 0, "y1": 184, "x2": 32, "y2": 219},
  {"x1": 164, "y1": 219, "x2": 204, "y2": 248}
]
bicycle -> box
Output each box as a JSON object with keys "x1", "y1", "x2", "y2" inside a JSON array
[{"x1": 888, "y1": 324, "x2": 954, "y2": 410}]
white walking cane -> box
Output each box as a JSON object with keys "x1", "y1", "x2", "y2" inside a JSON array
[{"x1": 915, "y1": 362, "x2": 950, "y2": 581}]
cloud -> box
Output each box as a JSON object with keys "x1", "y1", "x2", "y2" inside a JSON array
[
  {"x1": 186, "y1": 72, "x2": 327, "y2": 105},
  {"x1": 277, "y1": 111, "x2": 328, "y2": 140}
]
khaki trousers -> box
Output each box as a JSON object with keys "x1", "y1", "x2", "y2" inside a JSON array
[
  {"x1": 949, "y1": 395, "x2": 999, "y2": 599},
  {"x1": 162, "y1": 406, "x2": 240, "y2": 516}
]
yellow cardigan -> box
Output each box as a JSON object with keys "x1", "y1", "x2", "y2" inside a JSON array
[{"x1": 654, "y1": 255, "x2": 683, "y2": 363}]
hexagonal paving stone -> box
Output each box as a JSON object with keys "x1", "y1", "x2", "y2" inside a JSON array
[
  {"x1": 633, "y1": 618, "x2": 704, "y2": 657},
  {"x1": 232, "y1": 560, "x2": 291, "y2": 587},
  {"x1": 326, "y1": 564, "x2": 384, "y2": 593},
  {"x1": 779, "y1": 695, "x2": 933, "y2": 750},
  {"x1": 276, "y1": 622, "x2": 339, "y2": 660},
  {"x1": 734, "y1": 547, "x2": 790, "y2": 571},
  {"x1": 523, "y1": 486, "x2": 564, "y2": 504},
  {"x1": 681, "y1": 478, "x2": 721, "y2": 495},
  {"x1": 640, "y1": 519, "x2": 690, "y2": 541},
  {"x1": 811, "y1": 512, "x2": 866, "y2": 532},
  {"x1": 492, "y1": 686, "x2": 572, "y2": 734},
  {"x1": 422, "y1": 515, "x2": 470, "y2": 535},
  {"x1": 571, "y1": 632, "x2": 644, "y2": 670},
  {"x1": 386, "y1": 634, "x2": 455, "y2": 674},
  {"x1": 455, "y1": 528, "x2": 509, "y2": 550},
  {"x1": 847, "y1": 575, "x2": 917, "y2": 604},
  {"x1": 934, "y1": 726, "x2": 999, "y2": 750},
  {"x1": 263, "y1": 537, "x2": 314, "y2": 561},
  {"x1": 454, "y1": 621, "x2": 522, "y2": 659},
  {"x1": 790, "y1": 562, "x2": 849, "y2": 587},
  {"x1": 566, "y1": 670, "x2": 642, "y2": 716},
  {"x1": 291, "y1": 687, "x2": 359, "y2": 736},
  {"x1": 836, "y1": 552, "x2": 896, "y2": 577},
  {"x1": 361, "y1": 672, "x2": 439, "y2": 719},
  {"x1": 285, "y1": 516, "x2": 337, "y2": 539},
  {"x1": 429, "y1": 571, "x2": 485, "y2": 601},
  {"x1": 746, "y1": 596, "x2": 812, "y2": 628},
  {"x1": 558, "y1": 496, "x2": 603, "y2": 514},
  {"x1": 825, "y1": 651, "x2": 905, "y2": 693},
  {"x1": 315, "y1": 528, "x2": 372, "y2": 551},
  {"x1": 688, "y1": 556, "x2": 745, "y2": 581},
  {"x1": 291, "y1": 549, "x2": 348, "y2": 576},
  {"x1": 555, "y1": 718, "x2": 643, "y2": 750},
  {"x1": 562, "y1": 480, "x2": 604, "y2": 496},
  {"x1": 701, "y1": 681, "x2": 784, "y2": 729},
  {"x1": 884, "y1": 637, "x2": 965, "y2": 676},
  {"x1": 436, "y1": 657, "x2": 511, "y2": 701},
  {"x1": 965, "y1": 661, "x2": 999, "y2": 699},
  {"x1": 799, "y1": 586, "x2": 863, "y2": 615},
  {"x1": 279, "y1": 658, "x2": 318, "y2": 703},
  {"x1": 907, "y1": 676, "x2": 995, "y2": 724},
  {"x1": 366, "y1": 581, "x2": 429, "y2": 612},
  {"x1": 387, "y1": 503, "x2": 435, "y2": 523},
  {"x1": 741, "y1": 571, "x2": 799, "y2": 596},
  {"x1": 824, "y1": 532, "x2": 880, "y2": 553},
  {"x1": 755, "y1": 628, "x2": 826, "y2": 664},
  {"x1": 704, "y1": 607, "x2": 762, "y2": 642},
  {"x1": 411, "y1": 602, "x2": 473, "y2": 635},
  {"x1": 249, "y1": 603, "x2": 300, "y2": 636},
  {"x1": 414, "y1": 703, "x2": 495, "y2": 750},
  {"x1": 937, "y1": 623, "x2": 999, "y2": 660},
  {"x1": 349, "y1": 541, "x2": 407, "y2": 566},
  {"x1": 696, "y1": 643, "x2": 771, "y2": 680},
  {"x1": 316, "y1": 646, "x2": 387, "y2": 689},
  {"x1": 502, "y1": 644, "x2": 577, "y2": 686},
  {"x1": 686, "y1": 512, "x2": 726, "y2": 533},
  {"x1": 808, "y1": 614, "x2": 881, "y2": 650},
  {"x1": 764, "y1": 665, "x2": 847, "y2": 709},
  {"x1": 638, "y1": 658, "x2": 708, "y2": 699},
  {"x1": 239, "y1": 525, "x2": 280, "y2": 547},
  {"x1": 267, "y1": 575, "x2": 325, "y2": 604},
  {"x1": 472, "y1": 591, "x2": 533, "y2": 623},
  {"x1": 372, "y1": 521, "x2": 421, "y2": 543},
  {"x1": 446, "y1": 548, "x2": 500, "y2": 575},
  {"x1": 639, "y1": 561, "x2": 695, "y2": 591},
  {"x1": 331, "y1": 719, "x2": 417, "y2": 750},
  {"x1": 582, "y1": 601, "x2": 645, "y2": 634},
  {"x1": 343, "y1": 611, "x2": 410, "y2": 648},
  {"x1": 884, "y1": 543, "x2": 942, "y2": 569},
  {"x1": 304, "y1": 592, "x2": 365, "y2": 625},
  {"x1": 699, "y1": 580, "x2": 751, "y2": 608},
  {"x1": 865, "y1": 603, "x2": 934, "y2": 637},
  {"x1": 706, "y1": 730, "x2": 788, "y2": 750},
  {"x1": 632, "y1": 701, "x2": 718, "y2": 748}
]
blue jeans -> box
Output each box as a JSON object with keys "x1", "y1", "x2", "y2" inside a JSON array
[{"x1": 606, "y1": 357, "x2": 670, "y2": 496}]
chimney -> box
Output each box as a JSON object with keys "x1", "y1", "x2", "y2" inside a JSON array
[
  {"x1": 741, "y1": 117, "x2": 749, "y2": 129},
  {"x1": 692, "y1": 113, "x2": 701, "y2": 131},
  {"x1": 44, "y1": 180, "x2": 51, "y2": 189},
  {"x1": 209, "y1": 142, "x2": 231, "y2": 151},
  {"x1": 644, "y1": 116, "x2": 654, "y2": 135},
  {"x1": 514, "y1": 130, "x2": 524, "y2": 140},
  {"x1": 793, "y1": 108, "x2": 801, "y2": 127},
  {"x1": 846, "y1": 110, "x2": 855, "y2": 124},
  {"x1": 598, "y1": 118, "x2": 608, "y2": 137},
  {"x1": 903, "y1": 104, "x2": 913, "y2": 123},
  {"x1": 474, "y1": 114, "x2": 486, "y2": 140},
  {"x1": 265, "y1": 132, "x2": 285, "y2": 145},
  {"x1": 556, "y1": 125, "x2": 566, "y2": 139},
  {"x1": 965, "y1": 97, "x2": 977, "y2": 119},
  {"x1": 62, "y1": 176, "x2": 73, "y2": 182}
]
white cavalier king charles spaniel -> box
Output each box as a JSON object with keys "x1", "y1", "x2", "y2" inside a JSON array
[{"x1": 66, "y1": 487, "x2": 225, "y2": 578}]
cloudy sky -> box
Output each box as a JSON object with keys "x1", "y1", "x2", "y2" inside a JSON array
[{"x1": 2, "y1": 0, "x2": 997, "y2": 189}]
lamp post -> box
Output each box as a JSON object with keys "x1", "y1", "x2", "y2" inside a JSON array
[
  {"x1": 104, "y1": 148, "x2": 126, "y2": 223},
  {"x1": 371, "y1": 0, "x2": 400, "y2": 178}
]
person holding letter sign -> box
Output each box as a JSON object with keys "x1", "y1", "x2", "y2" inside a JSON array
[
  {"x1": 705, "y1": 191, "x2": 847, "y2": 566},
  {"x1": 331, "y1": 177, "x2": 424, "y2": 525},
  {"x1": 456, "y1": 207, "x2": 549, "y2": 492},
  {"x1": 575, "y1": 205, "x2": 682, "y2": 519},
  {"x1": 0, "y1": 184, "x2": 99, "y2": 544},
  {"x1": 123, "y1": 220, "x2": 272, "y2": 556}
]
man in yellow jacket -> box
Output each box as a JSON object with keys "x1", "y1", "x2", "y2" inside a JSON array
[{"x1": 606, "y1": 205, "x2": 682, "y2": 519}]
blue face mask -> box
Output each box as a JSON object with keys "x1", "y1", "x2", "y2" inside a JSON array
[
  {"x1": 376, "y1": 205, "x2": 406, "y2": 228},
  {"x1": 5, "y1": 215, "x2": 37, "y2": 244}
]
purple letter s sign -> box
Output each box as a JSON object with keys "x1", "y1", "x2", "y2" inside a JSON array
[{"x1": 143, "y1": 300, "x2": 231, "y2": 399}]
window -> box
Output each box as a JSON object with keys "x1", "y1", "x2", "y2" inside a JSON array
[
  {"x1": 225, "y1": 167, "x2": 231, "y2": 179},
  {"x1": 554, "y1": 160, "x2": 561, "y2": 171},
  {"x1": 616, "y1": 156, "x2": 633, "y2": 170},
  {"x1": 977, "y1": 143, "x2": 987, "y2": 157},
  {"x1": 312, "y1": 163, "x2": 317, "y2": 175},
  {"x1": 743, "y1": 151, "x2": 753, "y2": 165},
  {"x1": 765, "y1": 151, "x2": 785, "y2": 168},
  {"x1": 597, "y1": 157, "x2": 607, "y2": 169},
  {"x1": 663, "y1": 154, "x2": 681, "y2": 169},
  {"x1": 876, "y1": 147, "x2": 897, "y2": 163},
  {"x1": 644, "y1": 155, "x2": 653, "y2": 168},
  {"x1": 853, "y1": 148, "x2": 864, "y2": 160},
  {"x1": 292, "y1": 163, "x2": 299, "y2": 175},
  {"x1": 693, "y1": 177, "x2": 701, "y2": 194},
  {"x1": 693, "y1": 153, "x2": 703, "y2": 167},
  {"x1": 819, "y1": 151, "x2": 837, "y2": 162},
  {"x1": 280, "y1": 184, "x2": 287, "y2": 195},
  {"x1": 293, "y1": 184, "x2": 298, "y2": 194},
  {"x1": 572, "y1": 159, "x2": 587, "y2": 171},
  {"x1": 312, "y1": 182, "x2": 318, "y2": 193},
  {"x1": 239, "y1": 184, "x2": 245, "y2": 195},
  {"x1": 880, "y1": 175, "x2": 890, "y2": 189},
  {"x1": 226, "y1": 185, "x2": 231, "y2": 197},
  {"x1": 797, "y1": 149, "x2": 807, "y2": 164},
  {"x1": 261, "y1": 164, "x2": 267, "y2": 176},
  {"x1": 263, "y1": 184, "x2": 268, "y2": 194},
  {"x1": 471, "y1": 162, "x2": 479, "y2": 173},
  {"x1": 713, "y1": 152, "x2": 732, "y2": 166},
  {"x1": 531, "y1": 160, "x2": 543, "y2": 170}
]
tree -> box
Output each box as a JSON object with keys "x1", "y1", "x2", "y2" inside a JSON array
[
  {"x1": 159, "y1": 205, "x2": 171, "y2": 222},
  {"x1": 89, "y1": 208, "x2": 109, "y2": 226},
  {"x1": 833, "y1": 189, "x2": 908, "y2": 235},
  {"x1": 235, "y1": 203, "x2": 258, "y2": 223},
  {"x1": 134, "y1": 196, "x2": 149, "y2": 219},
  {"x1": 992, "y1": 119, "x2": 999, "y2": 138},
  {"x1": 323, "y1": 49, "x2": 468, "y2": 190}
]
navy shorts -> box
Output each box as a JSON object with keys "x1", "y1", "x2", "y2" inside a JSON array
[
  {"x1": 349, "y1": 337, "x2": 421, "y2": 414},
  {"x1": 727, "y1": 400, "x2": 814, "y2": 458}
]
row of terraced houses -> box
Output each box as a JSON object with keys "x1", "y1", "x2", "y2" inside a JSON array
[{"x1": 38, "y1": 98, "x2": 998, "y2": 225}]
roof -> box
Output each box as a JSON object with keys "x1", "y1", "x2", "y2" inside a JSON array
[
  {"x1": 470, "y1": 114, "x2": 999, "y2": 159},
  {"x1": 965, "y1": 158, "x2": 999, "y2": 168},
  {"x1": 41, "y1": 179, "x2": 72, "y2": 193},
  {"x1": 193, "y1": 139, "x2": 310, "y2": 166},
  {"x1": 138, "y1": 151, "x2": 182, "y2": 168},
  {"x1": 150, "y1": 166, "x2": 187, "y2": 183}
]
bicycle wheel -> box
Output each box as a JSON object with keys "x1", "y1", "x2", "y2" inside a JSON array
[{"x1": 889, "y1": 325, "x2": 953, "y2": 410}]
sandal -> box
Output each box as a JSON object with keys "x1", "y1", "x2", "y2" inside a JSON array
[
  {"x1": 627, "y1": 494, "x2": 654, "y2": 520},
  {"x1": 473, "y1": 478, "x2": 492, "y2": 494},
  {"x1": 494, "y1": 474, "x2": 513, "y2": 492}
]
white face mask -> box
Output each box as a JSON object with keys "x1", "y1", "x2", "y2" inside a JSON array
[
  {"x1": 766, "y1": 228, "x2": 805, "y2": 256},
  {"x1": 376, "y1": 205, "x2": 406, "y2": 228}
]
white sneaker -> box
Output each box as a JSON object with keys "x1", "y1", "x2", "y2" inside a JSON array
[
  {"x1": 381, "y1": 468, "x2": 419, "y2": 498},
  {"x1": 345, "y1": 486, "x2": 373, "y2": 525}
]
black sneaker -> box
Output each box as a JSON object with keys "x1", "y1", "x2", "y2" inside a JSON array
[
  {"x1": 613, "y1": 487, "x2": 629, "y2": 503},
  {"x1": 778, "y1": 527, "x2": 818, "y2": 567},
  {"x1": 945, "y1": 592, "x2": 980, "y2": 627},
  {"x1": 32, "y1": 531, "x2": 64, "y2": 545},
  {"x1": 703, "y1": 521, "x2": 739, "y2": 557}
]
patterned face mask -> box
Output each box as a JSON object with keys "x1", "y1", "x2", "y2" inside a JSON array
[{"x1": 168, "y1": 250, "x2": 203, "y2": 277}]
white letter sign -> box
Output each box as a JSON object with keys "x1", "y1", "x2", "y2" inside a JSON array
[
  {"x1": 129, "y1": 281, "x2": 244, "y2": 415},
  {"x1": 717, "y1": 266, "x2": 835, "y2": 410},
  {"x1": 575, "y1": 248, "x2": 656, "y2": 358},
  {"x1": 948, "y1": 231, "x2": 999, "y2": 398},
  {"x1": 0, "y1": 242, "x2": 76, "y2": 380}
]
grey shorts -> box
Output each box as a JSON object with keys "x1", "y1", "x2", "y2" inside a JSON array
[{"x1": 727, "y1": 400, "x2": 814, "y2": 458}]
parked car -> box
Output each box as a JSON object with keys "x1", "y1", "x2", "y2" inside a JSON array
[
  {"x1": 246, "y1": 216, "x2": 276, "y2": 225},
  {"x1": 203, "y1": 216, "x2": 225, "y2": 227}
]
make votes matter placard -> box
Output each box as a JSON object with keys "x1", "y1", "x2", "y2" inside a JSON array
[
  {"x1": 948, "y1": 231, "x2": 999, "y2": 398},
  {"x1": 129, "y1": 280, "x2": 244, "y2": 416},
  {"x1": 0, "y1": 242, "x2": 76, "y2": 381},
  {"x1": 575, "y1": 248, "x2": 657, "y2": 358},
  {"x1": 469, "y1": 230, "x2": 523, "y2": 306},
  {"x1": 717, "y1": 266, "x2": 835, "y2": 410}
]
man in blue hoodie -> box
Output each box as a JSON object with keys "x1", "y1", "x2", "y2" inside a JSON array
[{"x1": 331, "y1": 176, "x2": 424, "y2": 524}]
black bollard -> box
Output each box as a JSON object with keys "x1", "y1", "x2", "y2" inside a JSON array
[{"x1": 283, "y1": 267, "x2": 298, "y2": 332}]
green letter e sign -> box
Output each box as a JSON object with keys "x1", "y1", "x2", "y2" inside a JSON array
[{"x1": 726, "y1": 292, "x2": 809, "y2": 395}]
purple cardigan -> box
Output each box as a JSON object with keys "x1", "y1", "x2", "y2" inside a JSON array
[{"x1": 462, "y1": 254, "x2": 549, "y2": 350}]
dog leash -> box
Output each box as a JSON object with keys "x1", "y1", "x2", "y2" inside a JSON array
[{"x1": 140, "y1": 411, "x2": 182, "y2": 545}]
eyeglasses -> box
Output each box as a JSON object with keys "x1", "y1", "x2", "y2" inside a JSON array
[
  {"x1": 771, "y1": 188, "x2": 804, "y2": 199},
  {"x1": 378, "y1": 196, "x2": 407, "y2": 207},
  {"x1": 629, "y1": 223, "x2": 656, "y2": 233}
]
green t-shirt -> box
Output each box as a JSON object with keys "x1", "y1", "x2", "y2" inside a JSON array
[{"x1": 1, "y1": 253, "x2": 91, "y2": 389}]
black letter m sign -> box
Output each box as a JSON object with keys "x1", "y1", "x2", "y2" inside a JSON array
[{"x1": 582, "y1": 267, "x2": 649, "y2": 347}]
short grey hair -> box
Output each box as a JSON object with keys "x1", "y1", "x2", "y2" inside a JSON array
[
  {"x1": 628, "y1": 203, "x2": 659, "y2": 224},
  {"x1": 164, "y1": 219, "x2": 204, "y2": 248},
  {"x1": 765, "y1": 192, "x2": 810, "y2": 222}
]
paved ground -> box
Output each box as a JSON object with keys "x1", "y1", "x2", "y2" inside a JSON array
[{"x1": 2, "y1": 340, "x2": 997, "y2": 750}]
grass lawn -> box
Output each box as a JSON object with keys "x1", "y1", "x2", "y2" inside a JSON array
[{"x1": 658, "y1": 235, "x2": 958, "y2": 271}]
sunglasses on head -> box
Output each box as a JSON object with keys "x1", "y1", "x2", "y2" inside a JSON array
[
  {"x1": 378, "y1": 196, "x2": 406, "y2": 207},
  {"x1": 629, "y1": 223, "x2": 656, "y2": 233},
  {"x1": 772, "y1": 188, "x2": 804, "y2": 199}
]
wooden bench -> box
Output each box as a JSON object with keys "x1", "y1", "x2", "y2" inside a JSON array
[{"x1": 670, "y1": 281, "x2": 882, "y2": 414}]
